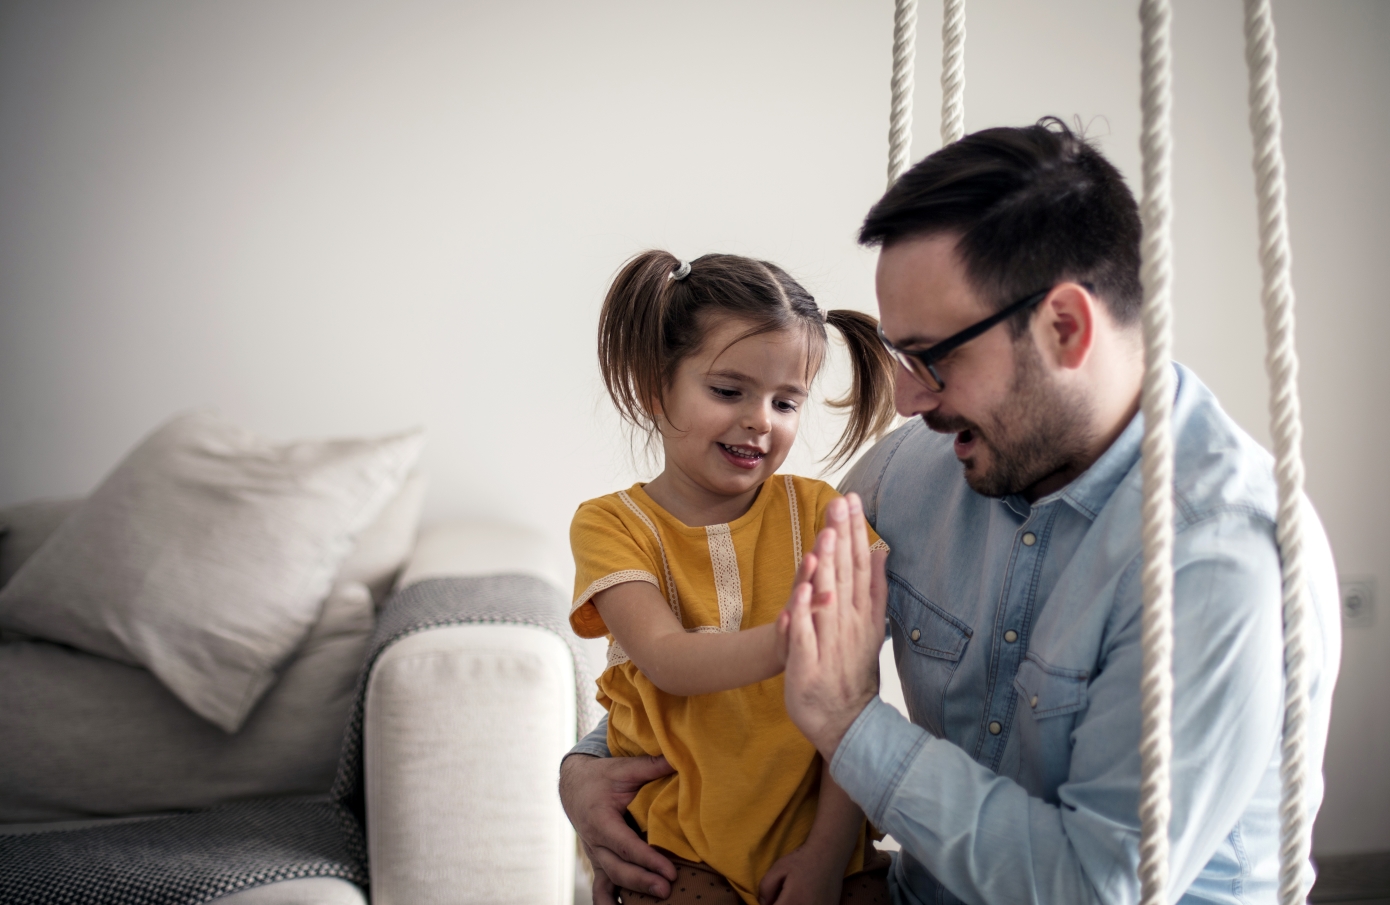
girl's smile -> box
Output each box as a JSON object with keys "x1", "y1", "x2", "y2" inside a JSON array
[{"x1": 642, "y1": 317, "x2": 815, "y2": 527}]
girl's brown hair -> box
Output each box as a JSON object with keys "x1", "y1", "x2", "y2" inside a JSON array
[{"x1": 597, "y1": 250, "x2": 896, "y2": 470}]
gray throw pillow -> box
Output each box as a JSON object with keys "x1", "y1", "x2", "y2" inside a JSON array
[
  {"x1": 0, "y1": 580, "x2": 375, "y2": 821},
  {"x1": 0, "y1": 498, "x2": 83, "y2": 591},
  {"x1": 0, "y1": 412, "x2": 423, "y2": 732}
]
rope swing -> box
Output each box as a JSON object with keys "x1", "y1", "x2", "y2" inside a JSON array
[
  {"x1": 880, "y1": 1, "x2": 1313, "y2": 901},
  {"x1": 1136, "y1": 0, "x2": 1178, "y2": 899},
  {"x1": 1241, "y1": 0, "x2": 1313, "y2": 901}
]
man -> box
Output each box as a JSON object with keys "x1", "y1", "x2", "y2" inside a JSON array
[{"x1": 562, "y1": 120, "x2": 1341, "y2": 905}]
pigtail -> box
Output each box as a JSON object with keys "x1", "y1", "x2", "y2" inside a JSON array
[
  {"x1": 823, "y1": 309, "x2": 897, "y2": 469},
  {"x1": 597, "y1": 250, "x2": 684, "y2": 435}
]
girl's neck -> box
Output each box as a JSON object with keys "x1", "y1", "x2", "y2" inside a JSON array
[{"x1": 642, "y1": 468, "x2": 764, "y2": 528}]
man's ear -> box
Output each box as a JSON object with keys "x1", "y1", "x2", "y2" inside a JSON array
[{"x1": 1035, "y1": 282, "x2": 1096, "y2": 371}]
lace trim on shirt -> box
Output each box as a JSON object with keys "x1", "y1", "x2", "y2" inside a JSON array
[
  {"x1": 617, "y1": 490, "x2": 681, "y2": 622},
  {"x1": 572, "y1": 570, "x2": 661, "y2": 614},
  {"x1": 870, "y1": 538, "x2": 889, "y2": 553},
  {"x1": 704, "y1": 523, "x2": 744, "y2": 633},
  {"x1": 606, "y1": 640, "x2": 631, "y2": 669},
  {"x1": 785, "y1": 475, "x2": 804, "y2": 570}
]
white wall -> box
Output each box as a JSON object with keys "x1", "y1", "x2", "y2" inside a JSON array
[{"x1": 0, "y1": 0, "x2": 1384, "y2": 855}]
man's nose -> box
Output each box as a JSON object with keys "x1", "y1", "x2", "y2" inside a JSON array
[{"x1": 894, "y1": 365, "x2": 940, "y2": 418}]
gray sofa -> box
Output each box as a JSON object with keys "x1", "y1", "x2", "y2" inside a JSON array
[{"x1": 0, "y1": 497, "x2": 585, "y2": 905}]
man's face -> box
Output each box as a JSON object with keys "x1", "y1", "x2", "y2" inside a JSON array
[{"x1": 875, "y1": 233, "x2": 1092, "y2": 499}]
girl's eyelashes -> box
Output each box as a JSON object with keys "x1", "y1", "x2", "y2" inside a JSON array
[{"x1": 708, "y1": 385, "x2": 800, "y2": 414}]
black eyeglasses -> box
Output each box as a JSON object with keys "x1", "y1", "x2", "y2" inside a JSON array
[{"x1": 876, "y1": 288, "x2": 1052, "y2": 392}]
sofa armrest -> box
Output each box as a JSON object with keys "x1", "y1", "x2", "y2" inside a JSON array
[
  {"x1": 396, "y1": 523, "x2": 565, "y2": 593},
  {"x1": 363, "y1": 622, "x2": 577, "y2": 905}
]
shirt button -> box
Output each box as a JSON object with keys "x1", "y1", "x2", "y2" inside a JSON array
[
  {"x1": 1030, "y1": 695, "x2": 1039, "y2": 709},
  {"x1": 1004, "y1": 630, "x2": 1018, "y2": 643},
  {"x1": 1022, "y1": 532, "x2": 1037, "y2": 546},
  {"x1": 910, "y1": 628, "x2": 921, "y2": 642},
  {"x1": 988, "y1": 721, "x2": 1002, "y2": 735}
]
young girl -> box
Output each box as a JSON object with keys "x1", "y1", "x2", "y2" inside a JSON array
[{"x1": 569, "y1": 251, "x2": 895, "y2": 905}]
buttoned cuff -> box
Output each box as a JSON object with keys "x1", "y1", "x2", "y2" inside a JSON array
[{"x1": 829, "y1": 696, "x2": 931, "y2": 825}]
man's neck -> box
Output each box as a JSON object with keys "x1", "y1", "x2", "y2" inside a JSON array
[{"x1": 1022, "y1": 330, "x2": 1144, "y2": 503}]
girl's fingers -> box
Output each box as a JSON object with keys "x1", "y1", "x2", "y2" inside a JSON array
[{"x1": 786, "y1": 579, "x2": 819, "y2": 669}]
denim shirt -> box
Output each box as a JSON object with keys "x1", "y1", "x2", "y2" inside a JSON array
[
  {"x1": 567, "y1": 365, "x2": 1341, "y2": 905},
  {"x1": 832, "y1": 364, "x2": 1341, "y2": 905}
]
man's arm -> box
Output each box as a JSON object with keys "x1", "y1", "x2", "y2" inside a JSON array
[
  {"x1": 789, "y1": 507, "x2": 1288, "y2": 903},
  {"x1": 560, "y1": 729, "x2": 678, "y2": 904}
]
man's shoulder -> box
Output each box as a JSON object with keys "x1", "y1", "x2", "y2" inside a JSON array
[
  {"x1": 1167, "y1": 365, "x2": 1279, "y2": 530},
  {"x1": 840, "y1": 419, "x2": 970, "y2": 530}
]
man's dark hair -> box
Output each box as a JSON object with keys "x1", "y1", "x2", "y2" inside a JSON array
[{"x1": 859, "y1": 117, "x2": 1143, "y2": 329}]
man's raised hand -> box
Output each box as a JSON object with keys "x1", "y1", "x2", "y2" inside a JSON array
[{"x1": 779, "y1": 494, "x2": 888, "y2": 760}]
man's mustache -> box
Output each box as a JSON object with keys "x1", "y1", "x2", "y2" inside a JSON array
[{"x1": 923, "y1": 412, "x2": 977, "y2": 435}]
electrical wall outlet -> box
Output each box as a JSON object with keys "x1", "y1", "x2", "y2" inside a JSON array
[{"x1": 1340, "y1": 576, "x2": 1376, "y2": 628}]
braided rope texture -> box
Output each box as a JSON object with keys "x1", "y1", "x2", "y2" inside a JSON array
[
  {"x1": 940, "y1": 0, "x2": 965, "y2": 146},
  {"x1": 887, "y1": 0, "x2": 918, "y2": 186},
  {"x1": 1242, "y1": 2, "x2": 1313, "y2": 902},
  {"x1": 1136, "y1": 1, "x2": 1176, "y2": 903}
]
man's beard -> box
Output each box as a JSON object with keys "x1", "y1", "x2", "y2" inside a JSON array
[{"x1": 924, "y1": 340, "x2": 1094, "y2": 498}]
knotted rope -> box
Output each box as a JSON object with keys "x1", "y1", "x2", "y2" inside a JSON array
[
  {"x1": 887, "y1": 0, "x2": 918, "y2": 185},
  {"x1": 1241, "y1": 1, "x2": 1313, "y2": 902},
  {"x1": 1136, "y1": 0, "x2": 1176, "y2": 902},
  {"x1": 940, "y1": 0, "x2": 966, "y2": 145}
]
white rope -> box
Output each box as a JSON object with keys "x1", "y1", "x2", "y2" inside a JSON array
[
  {"x1": 1241, "y1": 2, "x2": 1313, "y2": 902},
  {"x1": 887, "y1": 0, "x2": 918, "y2": 186},
  {"x1": 940, "y1": 0, "x2": 965, "y2": 145},
  {"x1": 1136, "y1": 0, "x2": 1176, "y2": 902}
]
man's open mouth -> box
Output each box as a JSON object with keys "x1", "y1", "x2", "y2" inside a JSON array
[{"x1": 954, "y1": 429, "x2": 979, "y2": 458}]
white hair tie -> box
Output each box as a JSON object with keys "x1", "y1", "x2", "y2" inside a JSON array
[{"x1": 669, "y1": 261, "x2": 692, "y2": 281}]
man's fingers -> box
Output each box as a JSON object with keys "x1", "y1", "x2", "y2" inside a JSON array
[
  {"x1": 609, "y1": 826, "x2": 677, "y2": 881},
  {"x1": 811, "y1": 525, "x2": 838, "y2": 599},
  {"x1": 846, "y1": 493, "x2": 873, "y2": 615},
  {"x1": 826, "y1": 498, "x2": 854, "y2": 623},
  {"x1": 870, "y1": 548, "x2": 889, "y2": 628},
  {"x1": 591, "y1": 846, "x2": 673, "y2": 899},
  {"x1": 609, "y1": 754, "x2": 676, "y2": 790},
  {"x1": 591, "y1": 868, "x2": 619, "y2": 905}
]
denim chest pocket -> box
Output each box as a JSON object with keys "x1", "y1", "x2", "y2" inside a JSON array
[
  {"x1": 1010, "y1": 654, "x2": 1089, "y2": 801},
  {"x1": 886, "y1": 573, "x2": 972, "y2": 736}
]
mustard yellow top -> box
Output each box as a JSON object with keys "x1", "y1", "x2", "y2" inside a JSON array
[{"x1": 569, "y1": 475, "x2": 887, "y2": 905}]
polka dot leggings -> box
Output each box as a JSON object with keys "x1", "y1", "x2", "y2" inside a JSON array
[{"x1": 616, "y1": 848, "x2": 891, "y2": 905}]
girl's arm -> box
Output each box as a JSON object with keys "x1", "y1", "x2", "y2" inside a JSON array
[
  {"x1": 592, "y1": 578, "x2": 800, "y2": 696},
  {"x1": 756, "y1": 767, "x2": 861, "y2": 905},
  {"x1": 757, "y1": 763, "x2": 865, "y2": 905}
]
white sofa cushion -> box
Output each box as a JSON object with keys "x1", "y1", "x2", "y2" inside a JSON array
[
  {"x1": 0, "y1": 412, "x2": 423, "y2": 732},
  {"x1": 0, "y1": 580, "x2": 374, "y2": 822}
]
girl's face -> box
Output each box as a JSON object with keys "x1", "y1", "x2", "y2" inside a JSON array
[{"x1": 654, "y1": 317, "x2": 816, "y2": 501}]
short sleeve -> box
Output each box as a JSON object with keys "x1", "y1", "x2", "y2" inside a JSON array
[
  {"x1": 569, "y1": 501, "x2": 663, "y2": 639},
  {"x1": 810, "y1": 482, "x2": 889, "y2": 553}
]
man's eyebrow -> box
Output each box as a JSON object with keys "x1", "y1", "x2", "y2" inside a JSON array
[
  {"x1": 886, "y1": 333, "x2": 942, "y2": 350},
  {"x1": 707, "y1": 369, "x2": 809, "y2": 396}
]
